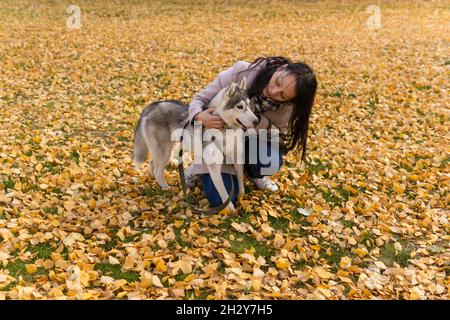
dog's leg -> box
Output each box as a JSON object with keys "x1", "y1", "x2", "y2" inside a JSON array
[
  {"x1": 235, "y1": 164, "x2": 245, "y2": 196},
  {"x1": 152, "y1": 143, "x2": 174, "y2": 189},
  {"x1": 208, "y1": 164, "x2": 235, "y2": 212},
  {"x1": 148, "y1": 159, "x2": 154, "y2": 177},
  {"x1": 234, "y1": 134, "x2": 246, "y2": 197},
  {"x1": 134, "y1": 119, "x2": 150, "y2": 170},
  {"x1": 141, "y1": 124, "x2": 156, "y2": 178},
  {"x1": 144, "y1": 132, "x2": 173, "y2": 189}
]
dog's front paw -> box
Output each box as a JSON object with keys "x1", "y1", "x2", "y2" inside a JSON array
[
  {"x1": 158, "y1": 183, "x2": 170, "y2": 190},
  {"x1": 219, "y1": 204, "x2": 235, "y2": 216}
]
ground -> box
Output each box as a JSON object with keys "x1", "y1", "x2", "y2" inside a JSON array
[{"x1": 0, "y1": 0, "x2": 448, "y2": 299}]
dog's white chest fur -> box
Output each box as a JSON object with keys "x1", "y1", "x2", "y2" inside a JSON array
[{"x1": 202, "y1": 128, "x2": 246, "y2": 165}]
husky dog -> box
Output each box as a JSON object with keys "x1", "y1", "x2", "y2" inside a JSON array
[{"x1": 133, "y1": 77, "x2": 259, "y2": 212}]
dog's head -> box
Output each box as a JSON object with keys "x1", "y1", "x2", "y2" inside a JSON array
[{"x1": 216, "y1": 77, "x2": 259, "y2": 131}]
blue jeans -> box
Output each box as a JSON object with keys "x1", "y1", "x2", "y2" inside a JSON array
[
  {"x1": 200, "y1": 173, "x2": 239, "y2": 207},
  {"x1": 200, "y1": 136, "x2": 283, "y2": 207}
]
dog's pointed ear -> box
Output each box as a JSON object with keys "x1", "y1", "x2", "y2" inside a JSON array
[
  {"x1": 237, "y1": 76, "x2": 247, "y2": 90},
  {"x1": 226, "y1": 82, "x2": 238, "y2": 97}
]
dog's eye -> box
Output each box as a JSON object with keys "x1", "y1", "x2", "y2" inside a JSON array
[{"x1": 237, "y1": 105, "x2": 244, "y2": 110}]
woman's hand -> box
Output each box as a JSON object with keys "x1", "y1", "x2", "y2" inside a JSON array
[{"x1": 196, "y1": 108, "x2": 224, "y2": 129}]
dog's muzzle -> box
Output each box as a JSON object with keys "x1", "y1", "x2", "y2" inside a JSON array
[{"x1": 236, "y1": 119, "x2": 252, "y2": 132}]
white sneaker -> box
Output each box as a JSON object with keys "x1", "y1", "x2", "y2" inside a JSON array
[
  {"x1": 184, "y1": 164, "x2": 199, "y2": 188},
  {"x1": 251, "y1": 177, "x2": 279, "y2": 192}
]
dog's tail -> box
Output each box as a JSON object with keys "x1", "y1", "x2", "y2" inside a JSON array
[{"x1": 133, "y1": 120, "x2": 148, "y2": 170}]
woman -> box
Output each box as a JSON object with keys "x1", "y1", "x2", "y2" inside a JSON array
[{"x1": 186, "y1": 56, "x2": 317, "y2": 208}]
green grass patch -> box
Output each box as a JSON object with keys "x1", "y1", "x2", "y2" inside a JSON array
[
  {"x1": 379, "y1": 242, "x2": 413, "y2": 268},
  {"x1": 293, "y1": 259, "x2": 308, "y2": 271},
  {"x1": 118, "y1": 136, "x2": 129, "y2": 142},
  {"x1": 26, "y1": 183, "x2": 40, "y2": 192},
  {"x1": 225, "y1": 232, "x2": 274, "y2": 259},
  {"x1": 304, "y1": 157, "x2": 330, "y2": 175},
  {"x1": 123, "y1": 235, "x2": 135, "y2": 243},
  {"x1": 323, "y1": 185, "x2": 364, "y2": 207},
  {"x1": 139, "y1": 185, "x2": 171, "y2": 198},
  {"x1": 2, "y1": 178, "x2": 15, "y2": 191},
  {"x1": 217, "y1": 211, "x2": 252, "y2": 230},
  {"x1": 441, "y1": 156, "x2": 450, "y2": 169},
  {"x1": 70, "y1": 151, "x2": 80, "y2": 164},
  {"x1": 94, "y1": 263, "x2": 140, "y2": 282},
  {"x1": 331, "y1": 90, "x2": 342, "y2": 97},
  {"x1": 366, "y1": 90, "x2": 379, "y2": 115},
  {"x1": 98, "y1": 237, "x2": 119, "y2": 252},
  {"x1": 321, "y1": 190, "x2": 342, "y2": 206},
  {"x1": 268, "y1": 216, "x2": 290, "y2": 231},
  {"x1": 172, "y1": 227, "x2": 191, "y2": 248},
  {"x1": 27, "y1": 242, "x2": 54, "y2": 259},
  {"x1": 342, "y1": 220, "x2": 357, "y2": 228},
  {"x1": 235, "y1": 211, "x2": 253, "y2": 224},
  {"x1": 3, "y1": 260, "x2": 47, "y2": 282},
  {"x1": 44, "y1": 162, "x2": 63, "y2": 174},
  {"x1": 358, "y1": 231, "x2": 377, "y2": 248},
  {"x1": 44, "y1": 205, "x2": 59, "y2": 215},
  {"x1": 134, "y1": 229, "x2": 152, "y2": 241},
  {"x1": 288, "y1": 208, "x2": 311, "y2": 227},
  {"x1": 23, "y1": 150, "x2": 33, "y2": 157},
  {"x1": 321, "y1": 246, "x2": 352, "y2": 268},
  {"x1": 413, "y1": 82, "x2": 432, "y2": 91},
  {"x1": 0, "y1": 280, "x2": 18, "y2": 291},
  {"x1": 51, "y1": 187, "x2": 63, "y2": 195},
  {"x1": 152, "y1": 243, "x2": 162, "y2": 251},
  {"x1": 416, "y1": 108, "x2": 426, "y2": 117},
  {"x1": 217, "y1": 260, "x2": 226, "y2": 273},
  {"x1": 335, "y1": 187, "x2": 353, "y2": 202},
  {"x1": 43, "y1": 102, "x2": 54, "y2": 110},
  {"x1": 362, "y1": 73, "x2": 370, "y2": 83},
  {"x1": 175, "y1": 273, "x2": 189, "y2": 282}
]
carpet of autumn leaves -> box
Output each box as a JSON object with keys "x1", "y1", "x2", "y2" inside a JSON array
[{"x1": 0, "y1": 0, "x2": 449, "y2": 300}]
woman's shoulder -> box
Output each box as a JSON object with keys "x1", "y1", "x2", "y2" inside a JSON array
[
  {"x1": 229, "y1": 60, "x2": 252, "y2": 77},
  {"x1": 233, "y1": 60, "x2": 266, "y2": 72},
  {"x1": 229, "y1": 60, "x2": 263, "y2": 87},
  {"x1": 234, "y1": 60, "x2": 251, "y2": 69}
]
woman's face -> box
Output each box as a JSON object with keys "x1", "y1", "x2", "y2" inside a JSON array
[{"x1": 263, "y1": 66, "x2": 297, "y2": 103}]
